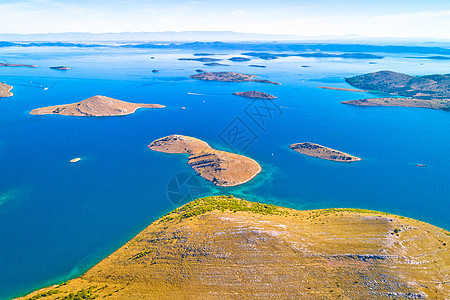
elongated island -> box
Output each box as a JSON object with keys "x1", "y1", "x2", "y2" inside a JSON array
[
  {"x1": 290, "y1": 142, "x2": 361, "y2": 162},
  {"x1": 190, "y1": 71, "x2": 280, "y2": 85},
  {"x1": 149, "y1": 135, "x2": 261, "y2": 187},
  {"x1": 233, "y1": 91, "x2": 276, "y2": 99},
  {"x1": 21, "y1": 196, "x2": 449, "y2": 299},
  {"x1": 30, "y1": 95, "x2": 165, "y2": 117},
  {"x1": 0, "y1": 82, "x2": 13, "y2": 97}
]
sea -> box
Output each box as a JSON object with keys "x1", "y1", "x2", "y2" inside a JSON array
[{"x1": 0, "y1": 45, "x2": 449, "y2": 299}]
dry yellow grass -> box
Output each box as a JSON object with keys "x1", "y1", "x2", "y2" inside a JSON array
[{"x1": 20, "y1": 196, "x2": 449, "y2": 299}]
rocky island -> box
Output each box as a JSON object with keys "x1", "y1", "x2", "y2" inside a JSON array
[
  {"x1": 21, "y1": 196, "x2": 449, "y2": 299},
  {"x1": 342, "y1": 97, "x2": 450, "y2": 110},
  {"x1": 50, "y1": 66, "x2": 71, "y2": 70},
  {"x1": 190, "y1": 71, "x2": 280, "y2": 85},
  {"x1": 30, "y1": 95, "x2": 165, "y2": 117},
  {"x1": 233, "y1": 91, "x2": 276, "y2": 99},
  {"x1": 148, "y1": 135, "x2": 261, "y2": 187},
  {"x1": 290, "y1": 142, "x2": 361, "y2": 162},
  {"x1": 0, "y1": 82, "x2": 13, "y2": 97}
]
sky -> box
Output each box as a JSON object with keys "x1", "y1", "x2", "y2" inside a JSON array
[{"x1": 1, "y1": 0, "x2": 450, "y2": 39}]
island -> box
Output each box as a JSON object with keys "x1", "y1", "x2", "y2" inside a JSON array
[
  {"x1": 228, "y1": 57, "x2": 251, "y2": 62},
  {"x1": 178, "y1": 57, "x2": 222, "y2": 62},
  {"x1": 233, "y1": 91, "x2": 276, "y2": 99},
  {"x1": 30, "y1": 95, "x2": 165, "y2": 117},
  {"x1": 50, "y1": 66, "x2": 71, "y2": 70},
  {"x1": 0, "y1": 82, "x2": 13, "y2": 97},
  {"x1": 148, "y1": 135, "x2": 261, "y2": 187},
  {"x1": 249, "y1": 64, "x2": 266, "y2": 68},
  {"x1": 342, "y1": 97, "x2": 450, "y2": 111},
  {"x1": 345, "y1": 71, "x2": 450, "y2": 100},
  {"x1": 290, "y1": 142, "x2": 361, "y2": 162},
  {"x1": 0, "y1": 63, "x2": 38, "y2": 68},
  {"x1": 204, "y1": 62, "x2": 230, "y2": 66},
  {"x1": 70, "y1": 158, "x2": 81, "y2": 163},
  {"x1": 241, "y1": 52, "x2": 384, "y2": 60},
  {"x1": 21, "y1": 196, "x2": 449, "y2": 299},
  {"x1": 190, "y1": 71, "x2": 280, "y2": 85},
  {"x1": 318, "y1": 86, "x2": 366, "y2": 92},
  {"x1": 343, "y1": 71, "x2": 450, "y2": 110}
]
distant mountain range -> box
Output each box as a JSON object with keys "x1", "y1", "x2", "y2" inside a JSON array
[
  {"x1": 1, "y1": 40, "x2": 450, "y2": 56},
  {"x1": 1, "y1": 31, "x2": 450, "y2": 45}
]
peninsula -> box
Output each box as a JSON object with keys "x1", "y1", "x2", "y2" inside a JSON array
[
  {"x1": 30, "y1": 95, "x2": 165, "y2": 117},
  {"x1": 21, "y1": 196, "x2": 450, "y2": 299},
  {"x1": 233, "y1": 91, "x2": 276, "y2": 99},
  {"x1": 319, "y1": 86, "x2": 366, "y2": 92},
  {"x1": 342, "y1": 97, "x2": 450, "y2": 111},
  {"x1": 0, "y1": 82, "x2": 13, "y2": 97},
  {"x1": 290, "y1": 142, "x2": 361, "y2": 162},
  {"x1": 148, "y1": 135, "x2": 261, "y2": 187},
  {"x1": 190, "y1": 71, "x2": 280, "y2": 85}
]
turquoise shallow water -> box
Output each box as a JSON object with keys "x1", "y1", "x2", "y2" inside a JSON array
[{"x1": 0, "y1": 46, "x2": 449, "y2": 299}]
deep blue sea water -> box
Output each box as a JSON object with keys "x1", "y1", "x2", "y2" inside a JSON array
[{"x1": 0, "y1": 46, "x2": 449, "y2": 299}]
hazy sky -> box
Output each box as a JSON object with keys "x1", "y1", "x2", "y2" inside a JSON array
[{"x1": 1, "y1": 0, "x2": 450, "y2": 38}]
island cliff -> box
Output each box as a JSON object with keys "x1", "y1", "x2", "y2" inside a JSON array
[
  {"x1": 148, "y1": 135, "x2": 261, "y2": 187},
  {"x1": 0, "y1": 82, "x2": 13, "y2": 97},
  {"x1": 290, "y1": 142, "x2": 361, "y2": 162},
  {"x1": 21, "y1": 196, "x2": 450, "y2": 299},
  {"x1": 30, "y1": 96, "x2": 165, "y2": 117}
]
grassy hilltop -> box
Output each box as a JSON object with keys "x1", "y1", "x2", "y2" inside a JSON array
[{"x1": 21, "y1": 196, "x2": 449, "y2": 299}]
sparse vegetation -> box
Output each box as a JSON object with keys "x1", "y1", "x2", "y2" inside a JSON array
[
  {"x1": 27, "y1": 289, "x2": 60, "y2": 300},
  {"x1": 174, "y1": 195, "x2": 288, "y2": 219}
]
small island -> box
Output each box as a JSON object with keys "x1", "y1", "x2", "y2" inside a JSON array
[
  {"x1": 228, "y1": 57, "x2": 251, "y2": 62},
  {"x1": 319, "y1": 86, "x2": 366, "y2": 92},
  {"x1": 0, "y1": 63, "x2": 38, "y2": 68},
  {"x1": 342, "y1": 97, "x2": 450, "y2": 111},
  {"x1": 149, "y1": 135, "x2": 261, "y2": 187},
  {"x1": 50, "y1": 66, "x2": 71, "y2": 70},
  {"x1": 190, "y1": 71, "x2": 280, "y2": 85},
  {"x1": 178, "y1": 57, "x2": 222, "y2": 62},
  {"x1": 0, "y1": 82, "x2": 13, "y2": 97},
  {"x1": 233, "y1": 91, "x2": 276, "y2": 99},
  {"x1": 204, "y1": 62, "x2": 230, "y2": 66},
  {"x1": 249, "y1": 64, "x2": 266, "y2": 68},
  {"x1": 21, "y1": 196, "x2": 450, "y2": 299},
  {"x1": 30, "y1": 95, "x2": 165, "y2": 117},
  {"x1": 290, "y1": 142, "x2": 361, "y2": 162}
]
